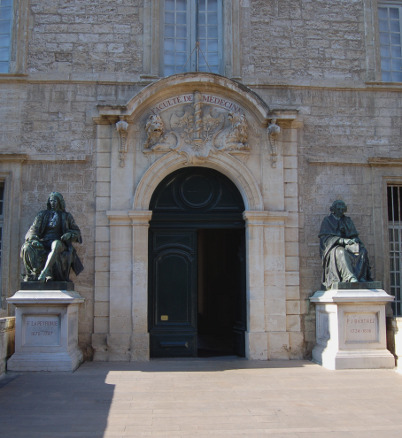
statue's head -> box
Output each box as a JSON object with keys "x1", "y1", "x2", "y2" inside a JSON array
[
  {"x1": 47, "y1": 192, "x2": 66, "y2": 212},
  {"x1": 330, "y1": 200, "x2": 347, "y2": 218}
]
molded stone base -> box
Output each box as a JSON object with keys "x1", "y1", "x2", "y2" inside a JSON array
[
  {"x1": 7, "y1": 350, "x2": 82, "y2": 372},
  {"x1": 310, "y1": 286, "x2": 395, "y2": 370},
  {"x1": 312, "y1": 345, "x2": 395, "y2": 370},
  {"x1": 7, "y1": 289, "x2": 84, "y2": 372}
]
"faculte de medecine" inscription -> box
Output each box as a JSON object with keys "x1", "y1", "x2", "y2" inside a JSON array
[{"x1": 150, "y1": 94, "x2": 243, "y2": 115}]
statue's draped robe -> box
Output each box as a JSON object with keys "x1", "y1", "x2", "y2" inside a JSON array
[
  {"x1": 319, "y1": 214, "x2": 372, "y2": 289},
  {"x1": 21, "y1": 209, "x2": 83, "y2": 281}
]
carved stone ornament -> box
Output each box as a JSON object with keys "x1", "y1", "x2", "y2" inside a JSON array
[
  {"x1": 116, "y1": 120, "x2": 129, "y2": 167},
  {"x1": 143, "y1": 91, "x2": 249, "y2": 163},
  {"x1": 267, "y1": 118, "x2": 281, "y2": 168}
]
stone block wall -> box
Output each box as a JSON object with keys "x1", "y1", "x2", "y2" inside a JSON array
[
  {"x1": 22, "y1": 1, "x2": 376, "y2": 84},
  {"x1": 1, "y1": 81, "x2": 398, "y2": 359},
  {"x1": 0, "y1": 317, "x2": 15, "y2": 375},
  {"x1": 243, "y1": 0, "x2": 369, "y2": 83},
  {"x1": 28, "y1": 0, "x2": 143, "y2": 78},
  {"x1": 257, "y1": 85, "x2": 402, "y2": 356},
  {"x1": 0, "y1": 0, "x2": 400, "y2": 360}
]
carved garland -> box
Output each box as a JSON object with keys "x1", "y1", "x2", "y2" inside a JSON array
[
  {"x1": 116, "y1": 120, "x2": 129, "y2": 167},
  {"x1": 267, "y1": 118, "x2": 281, "y2": 168}
]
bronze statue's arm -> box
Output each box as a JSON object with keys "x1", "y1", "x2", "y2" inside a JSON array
[
  {"x1": 24, "y1": 211, "x2": 46, "y2": 242},
  {"x1": 62, "y1": 213, "x2": 82, "y2": 244}
]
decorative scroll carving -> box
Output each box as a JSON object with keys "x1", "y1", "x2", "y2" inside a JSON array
[
  {"x1": 267, "y1": 118, "x2": 281, "y2": 168},
  {"x1": 116, "y1": 120, "x2": 129, "y2": 167},
  {"x1": 143, "y1": 91, "x2": 249, "y2": 164}
]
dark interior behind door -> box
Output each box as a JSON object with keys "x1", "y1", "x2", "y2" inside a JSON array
[{"x1": 197, "y1": 229, "x2": 246, "y2": 357}]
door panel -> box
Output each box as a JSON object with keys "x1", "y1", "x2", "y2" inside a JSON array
[
  {"x1": 149, "y1": 229, "x2": 197, "y2": 357},
  {"x1": 154, "y1": 251, "x2": 193, "y2": 325}
]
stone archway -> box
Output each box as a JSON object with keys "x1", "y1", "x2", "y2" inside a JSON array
[
  {"x1": 133, "y1": 151, "x2": 263, "y2": 211},
  {"x1": 147, "y1": 166, "x2": 247, "y2": 358},
  {"x1": 93, "y1": 73, "x2": 301, "y2": 361}
]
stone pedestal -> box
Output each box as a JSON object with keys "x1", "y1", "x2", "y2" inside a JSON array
[
  {"x1": 310, "y1": 283, "x2": 395, "y2": 370},
  {"x1": 7, "y1": 286, "x2": 84, "y2": 371},
  {"x1": 393, "y1": 317, "x2": 402, "y2": 373}
]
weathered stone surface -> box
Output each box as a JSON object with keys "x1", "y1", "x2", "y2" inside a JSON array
[
  {"x1": 0, "y1": 317, "x2": 15, "y2": 376},
  {"x1": 0, "y1": 1, "x2": 400, "y2": 363}
]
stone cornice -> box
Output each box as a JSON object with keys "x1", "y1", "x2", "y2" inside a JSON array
[
  {"x1": 243, "y1": 210, "x2": 288, "y2": 226},
  {"x1": 0, "y1": 153, "x2": 28, "y2": 163},
  {"x1": 1, "y1": 73, "x2": 401, "y2": 92},
  {"x1": 307, "y1": 157, "x2": 368, "y2": 166},
  {"x1": 0, "y1": 153, "x2": 90, "y2": 164},
  {"x1": 307, "y1": 157, "x2": 402, "y2": 167},
  {"x1": 368, "y1": 157, "x2": 402, "y2": 167},
  {"x1": 106, "y1": 210, "x2": 152, "y2": 226}
]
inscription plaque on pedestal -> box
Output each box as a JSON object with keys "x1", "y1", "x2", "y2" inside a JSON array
[
  {"x1": 345, "y1": 313, "x2": 378, "y2": 344},
  {"x1": 23, "y1": 315, "x2": 61, "y2": 347}
]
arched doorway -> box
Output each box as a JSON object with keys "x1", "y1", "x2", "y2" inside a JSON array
[{"x1": 148, "y1": 167, "x2": 246, "y2": 358}]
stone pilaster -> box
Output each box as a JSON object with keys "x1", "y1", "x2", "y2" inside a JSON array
[
  {"x1": 106, "y1": 211, "x2": 133, "y2": 360},
  {"x1": 243, "y1": 210, "x2": 288, "y2": 359},
  {"x1": 129, "y1": 210, "x2": 152, "y2": 361}
]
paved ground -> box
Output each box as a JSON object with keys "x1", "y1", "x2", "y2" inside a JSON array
[{"x1": 0, "y1": 358, "x2": 402, "y2": 438}]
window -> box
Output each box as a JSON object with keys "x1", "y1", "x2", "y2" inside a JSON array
[
  {"x1": 388, "y1": 185, "x2": 402, "y2": 315},
  {"x1": 163, "y1": 0, "x2": 223, "y2": 76},
  {"x1": 378, "y1": 2, "x2": 402, "y2": 82},
  {"x1": 0, "y1": 0, "x2": 13, "y2": 73}
]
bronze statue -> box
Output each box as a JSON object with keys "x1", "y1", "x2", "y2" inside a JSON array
[
  {"x1": 21, "y1": 192, "x2": 83, "y2": 283},
  {"x1": 319, "y1": 200, "x2": 372, "y2": 289}
]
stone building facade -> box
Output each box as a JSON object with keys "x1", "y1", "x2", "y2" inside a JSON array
[{"x1": 0, "y1": 0, "x2": 401, "y2": 362}]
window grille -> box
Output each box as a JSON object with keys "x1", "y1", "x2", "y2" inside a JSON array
[
  {"x1": 378, "y1": 3, "x2": 402, "y2": 82},
  {"x1": 388, "y1": 185, "x2": 402, "y2": 315},
  {"x1": 163, "y1": 0, "x2": 222, "y2": 76},
  {"x1": 0, "y1": 0, "x2": 13, "y2": 73}
]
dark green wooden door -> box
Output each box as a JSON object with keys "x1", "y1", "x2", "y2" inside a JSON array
[
  {"x1": 149, "y1": 167, "x2": 246, "y2": 358},
  {"x1": 149, "y1": 230, "x2": 197, "y2": 357}
]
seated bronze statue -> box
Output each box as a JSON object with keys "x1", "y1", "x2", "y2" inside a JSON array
[
  {"x1": 319, "y1": 200, "x2": 372, "y2": 289},
  {"x1": 21, "y1": 192, "x2": 83, "y2": 282}
]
